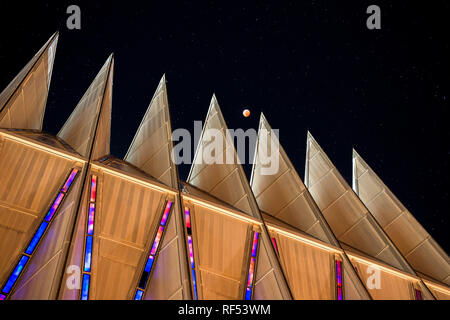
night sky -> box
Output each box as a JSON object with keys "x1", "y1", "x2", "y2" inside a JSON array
[{"x1": 0, "y1": 1, "x2": 448, "y2": 252}]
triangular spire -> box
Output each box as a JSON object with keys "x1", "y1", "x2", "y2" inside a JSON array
[
  {"x1": 187, "y1": 94, "x2": 260, "y2": 218},
  {"x1": 251, "y1": 115, "x2": 370, "y2": 299},
  {"x1": 305, "y1": 132, "x2": 415, "y2": 274},
  {"x1": 250, "y1": 113, "x2": 339, "y2": 246},
  {"x1": 57, "y1": 55, "x2": 113, "y2": 159},
  {"x1": 0, "y1": 32, "x2": 58, "y2": 130},
  {"x1": 124, "y1": 74, "x2": 178, "y2": 188},
  {"x1": 188, "y1": 96, "x2": 292, "y2": 299},
  {"x1": 352, "y1": 149, "x2": 450, "y2": 285}
]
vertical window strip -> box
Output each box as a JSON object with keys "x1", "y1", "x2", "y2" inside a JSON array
[
  {"x1": 134, "y1": 289, "x2": 144, "y2": 300},
  {"x1": 271, "y1": 237, "x2": 279, "y2": 255},
  {"x1": 81, "y1": 274, "x2": 90, "y2": 300},
  {"x1": 80, "y1": 175, "x2": 97, "y2": 300},
  {"x1": 245, "y1": 231, "x2": 259, "y2": 300},
  {"x1": 336, "y1": 260, "x2": 343, "y2": 300},
  {"x1": 134, "y1": 201, "x2": 173, "y2": 300},
  {"x1": 0, "y1": 168, "x2": 79, "y2": 300},
  {"x1": 184, "y1": 207, "x2": 198, "y2": 300},
  {"x1": 415, "y1": 289, "x2": 422, "y2": 300}
]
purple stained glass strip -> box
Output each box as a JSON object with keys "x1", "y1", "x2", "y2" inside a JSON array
[
  {"x1": 187, "y1": 236, "x2": 195, "y2": 269},
  {"x1": 61, "y1": 168, "x2": 79, "y2": 193},
  {"x1": 44, "y1": 192, "x2": 65, "y2": 221},
  {"x1": 0, "y1": 294, "x2": 5, "y2": 300},
  {"x1": 336, "y1": 260, "x2": 343, "y2": 300},
  {"x1": 415, "y1": 289, "x2": 422, "y2": 300},
  {"x1": 25, "y1": 221, "x2": 49, "y2": 255},
  {"x1": 2, "y1": 255, "x2": 29, "y2": 294},
  {"x1": 87, "y1": 203, "x2": 95, "y2": 235},
  {"x1": 337, "y1": 287, "x2": 343, "y2": 300},
  {"x1": 160, "y1": 201, "x2": 173, "y2": 226},
  {"x1": 336, "y1": 260, "x2": 342, "y2": 287},
  {"x1": 245, "y1": 232, "x2": 260, "y2": 300}
]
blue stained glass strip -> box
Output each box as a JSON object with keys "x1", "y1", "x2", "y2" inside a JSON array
[
  {"x1": 191, "y1": 269, "x2": 198, "y2": 300},
  {"x1": 2, "y1": 255, "x2": 29, "y2": 294},
  {"x1": 144, "y1": 255, "x2": 154, "y2": 273},
  {"x1": 81, "y1": 274, "x2": 90, "y2": 300},
  {"x1": 138, "y1": 256, "x2": 154, "y2": 289},
  {"x1": 134, "y1": 289, "x2": 144, "y2": 300},
  {"x1": 83, "y1": 236, "x2": 93, "y2": 272},
  {"x1": 25, "y1": 221, "x2": 49, "y2": 255},
  {"x1": 245, "y1": 288, "x2": 252, "y2": 300}
]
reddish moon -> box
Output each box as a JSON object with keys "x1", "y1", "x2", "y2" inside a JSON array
[{"x1": 243, "y1": 109, "x2": 250, "y2": 117}]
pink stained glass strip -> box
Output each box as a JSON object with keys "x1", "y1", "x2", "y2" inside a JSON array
[
  {"x1": 61, "y1": 168, "x2": 79, "y2": 193},
  {"x1": 90, "y1": 175, "x2": 97, "y2": 202},
  {"x1": 160, "y1": 201, "x2": 173, "y2": 226},
  {"x1": 87, "y1": 203, "x2": 95, "y2": 235},
  {"x1": 150, "y1": 226, "x2": 164, "y2": 255},
  {"x1": 271, "y1": 237, "x2": 279, "y2": 255},
  {"x1": 246, "y1": 257, "x2": 255, "y2": 288},
  {"x1": 185, "y1": 208, "x2": 191, "y2": 228}
]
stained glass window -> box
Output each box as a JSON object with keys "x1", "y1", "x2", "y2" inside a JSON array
[
  {"x1": 134, "y1": 201, "x2": 173, "y2": 300},
  {"x1": 184, "y1": 207, "x2": 198, "y2": 300},
  {"x1": 244, "y1": 231, "x2": 259, "y2": 300},
  {"x1": 271, "y1": 237, "x2": 279, "y2": 255},
  {"x1": 2, "y1": 256, "x2": 29, "y2": 294},
  {"x1": 134, "y1": 289, "x2": 144, "y2": 300},
  {"x1": 336, "y1": 260, "x2": 343, "y2": 300},
  {"x1": 80, "y1": 175, "x2": 98, "y2": 300},
  {"x1": 25, "y1": 221, "x2": 49, "y2": 255},
  {"x1": 415, "y1": 289, "x2": 422, "y2": 300},
  {"x1": 81, "y1": 274, "x2": 90, "y2": 300},
  {"x1": 0, "y1": 168, "x2": 79, "y2": 300}
]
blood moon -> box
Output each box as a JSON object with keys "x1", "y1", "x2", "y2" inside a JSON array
[{"x1": 242, "y1": 109, "x2": 251, "y2": 117}]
